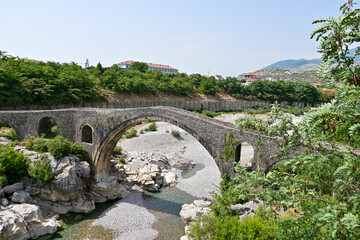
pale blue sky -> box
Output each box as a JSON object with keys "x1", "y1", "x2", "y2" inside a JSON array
[{"x1": 1, "y1": 0, "x2": 346, "y2": 76}]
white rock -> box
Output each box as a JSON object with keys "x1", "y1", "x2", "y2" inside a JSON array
[
  {"x1": 163, "y1": 172, "x2": 177, "y2": 186},
  {"x1": 0, "y1": 203, "x2": 60, "y2": 240}
]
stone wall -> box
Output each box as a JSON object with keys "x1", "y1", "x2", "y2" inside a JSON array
[{"x1": 0, "y1": 100, "x2": 316, "y2": 112}]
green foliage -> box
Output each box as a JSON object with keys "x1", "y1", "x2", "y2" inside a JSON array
[
  {"x1": 282, "y1": 106, "x2": 306, "y2": 116},
  {"x1": 27, "y1": 136, "x2": 89, "y2": 161},
  {"x1": 0, "y1": 54, "x2": 104, "y2": 106},
  {"x1": 245, "y1": 108, "x2": 270, "y2": 115},
  {"x1": 0, "y1": 127, "x2": 17, "y2": 140},
  {"x1": 188, "y1": 214, "x2": 280, "y2": 240},
  {"x1": 129, "y1": 61, "x2": 149, "y2": 72},
  {"x1": 28, "y1": 159, "x2": 54, "y2": 184},
  {"x1": 171, "y1": 130, "x2": 180, "y2": 137},
  {"x1": 144, "y1": 122, "x2": 157, "y2": 131},
  {"x1": 124, "y1": 128, "x2": 137, "y2": 139},
  {"x1": 46, "y1": 136, "x2": 71, "y2": 159},
  {"x1": 113, "y1": 146, "x2": 122, "y2": 156},
  {"x1": 118, "y1": 157, "x2": 126, "y2": 163},
  {"x1": 70, "y1": 143, "x2": 90, "y2": 162},
  {"x1": 0, "y1": 145, "x2": 29, "y2": 184},
  {"x1": 27, "y1": 137, "x2": 48, "y2": 152},
  {"x1": 193, "y1": 110, "x2": 222, "y2": 118}
]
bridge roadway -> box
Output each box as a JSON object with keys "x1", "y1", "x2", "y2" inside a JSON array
[{"x1": 0, "y1": 106, "x2": 285, "y2": 179}]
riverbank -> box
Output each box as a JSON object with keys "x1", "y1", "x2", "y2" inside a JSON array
[{"x1": 91, "y1": 122, "x2": 221, "y2": 239}]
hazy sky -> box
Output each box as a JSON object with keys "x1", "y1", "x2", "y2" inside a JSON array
[{"x1": 1, "y1": 0, "x2": 346, "y2": 76}]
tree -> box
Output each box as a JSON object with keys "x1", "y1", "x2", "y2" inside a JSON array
[
  {"x1": 130, "y1": 61, "x2": 148, "y2": 72},
  {"x1": 192, "y1": 2, "x2": 360, "y2": 239}
]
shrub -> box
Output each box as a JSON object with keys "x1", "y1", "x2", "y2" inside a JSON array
[
  {"x1": 171, "y1": 130, "x2": 180, "y2": 137},
  {"x1": 0, "y1": 145, "x2": 29, "y2": 184},
  {"x1": 140, "y1": 130, "x2": 144, "y2": 134},
  {"x1": 201, "y1": 110, "x2": 222, "y2": 118},
  {"x1": 189, "y1": 214, "x2": 280, "y2": 240},
  {"x1": 146, "y1": 123, "x2": 157, "y2": 131},
  {"x1": 27, "y1": 137, "x2": 48, "y2": 152},
  {"x1": 119, "y1": 157, "x2": 126, "y2": 163},
  {"x1": 28, "y1": 160, "x2": 54, "y2": 185},
  {"x1": 0, "y1": 127, "x2": 17, "y2": 140},
  {"x1": 113, "y1": 146, "x2": 122, "y2": 156},
  {"x1": 70, "y1": 143, "x2": 90, "y2": 162},
  {"x1": 125, "y1": 128, "x2": 137, "y2": 139},
  {"x1": 245, "y1": 108, "x2": 270, "y2": 115},
  {"x1": 46, "y1": 136, "x2": 71, "y2": 159},
  {"x1": 282, "y1": 106, "x2": 305, "y2": 116}
]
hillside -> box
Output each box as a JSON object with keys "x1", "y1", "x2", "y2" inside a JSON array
[{"x1": 255, "y1": 68, "x2": 324, "y2": 84}]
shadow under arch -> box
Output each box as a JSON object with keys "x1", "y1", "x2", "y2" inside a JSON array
[
  {"x1": 38, "y1": 116, "x2": 57, "y2": 137},
  {"x1": 93, "y1": 115, "x2": 216, "y2": 179},
  {"x1": 81, "y1": 124, "x2": 93, "y2": 143}
]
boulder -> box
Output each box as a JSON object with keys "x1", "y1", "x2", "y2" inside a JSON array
[
  {"x1": 0, "y1": 198, "x2": 9, "y2": 207},
  {"x1": 11, "y1": 191, "x2": 32, "y2": 204},
  {"x1": 228, "y1": 200, "x2": 263, "y2": 220},
  {"x1": 3, "y1": 182, "x2": 23, "y2": 195},
  {"x1": 0, "y1": 203, "x2": 59, "y2": 240},
  {"x1": 75, "y1": 161, "x2": 91, "y2": 178},
  {"x1": 91, "y1": 176, "x2": 130, "y2": 200},
  {"x1": 13, "y1": 145, "x2": 37, "y2": 156},
  {"x1": 163, "y1": 172, "x2": 177, "y2": 186},
  {"x1": 0, "y1": 187, "x2": 3, "y2": 198},
  {"x1": 170, "y1": 154, "x2": 194, "y2": 170},
  {"x1": 50, "y1": 165, "x2": 83, "y2": 202},
  {"x1": 180, "y1": 200, "x2": 212, "y2": 224}
]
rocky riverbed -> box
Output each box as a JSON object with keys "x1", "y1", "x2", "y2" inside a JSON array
[{"x1": 91, "y1": 122, "x2": 222, "y2": 239}]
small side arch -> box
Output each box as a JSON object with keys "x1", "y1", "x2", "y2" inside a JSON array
[
  {"x1": 81, "y1": 124, "x2": 93, "y2": 143},
  {"x1": 38, "y1": 116, "x2": 57, "y2": 137}
]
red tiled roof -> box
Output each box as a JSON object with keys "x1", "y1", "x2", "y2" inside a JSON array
[
  {"x1": 117, "y1": 60, "x2": 178, "y2": 70},
  {"x1": 247, "y1": 72, "x2": 261, "y2": 76}
]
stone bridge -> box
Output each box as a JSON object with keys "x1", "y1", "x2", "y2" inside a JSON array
[{"x1": 0, "y1": 106, "x2": 285, "y2": 180}]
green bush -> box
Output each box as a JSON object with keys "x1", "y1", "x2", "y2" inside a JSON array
[
  {"x1": 27, "y1": 137, "x2": 48, "y2": 152},
  {"x1": 0, "y1": 145, "x2": 29, "y2": 184},
  {"x1": 70, "y1": 143, "x2": 90, "y2": 162},
  {"x1": 245, "y1": 108, "x2": 270, "y2": 115},
  {"x1": 113, "y1": 146, "x2": 122, "y2": 156},
  {"x1": 145, "y1": 123, "x2": 157, "y2": 131},
  {"x1": 124, "y1": 128, "x2": 137, "y2": 139},
  {"x1": 28, "y1": 160, "x2": 54, "y2": 184},
  {"x1": 282, "y1": 106, "x2": 305, "y2": 116},
  {"x1": 119, "y1": 157, "x2": 126, "y2": 163},
  {"x1": 46, "y1": 136, "x2": 71, "y2": 159},
  {"x1": 189, "y1": 214, "x2": 280, "y2": 240},
  {"x1": 171, "y1": 130, "x2": 180, "y2": 137},
  {"x1": 0, "y1": 127, "x2": 17, "y2": 140}
]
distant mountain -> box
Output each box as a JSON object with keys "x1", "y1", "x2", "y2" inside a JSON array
[
  {"x1": 264, "y1": 58, "x2": 321, "y2": 70},
  {"x1": 263, "y1": 47, "x2": 360, "y2": 71}
]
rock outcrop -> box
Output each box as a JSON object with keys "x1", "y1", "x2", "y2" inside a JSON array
[{"x1": 0, "y1": 203, "x2": 59, "y2": 240}]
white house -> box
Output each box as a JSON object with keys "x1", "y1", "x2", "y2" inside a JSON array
[{"x1": 116, "y1": 60, "x2": 178, "y2": 74}]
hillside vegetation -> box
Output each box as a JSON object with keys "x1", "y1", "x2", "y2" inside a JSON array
[{"x1": 0, "y1": 52, "x2": 329, "y2": 107}]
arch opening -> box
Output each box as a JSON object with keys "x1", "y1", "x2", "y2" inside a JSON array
[
  {"x1": 235, "y1": 142, "x2": 254, "y2": 168},
  {"x1": 94, "y1": 116, "x2": 219, "y2": 180},
  {"x1": 38, "y1": 117, "x2": 57, "y2": 138},
  {"x1": 82, "y1": 125, "x2": 93, "y2": 143},
  {"x1": 0, "y1": 122, "x2": 17, "y2": 140}
]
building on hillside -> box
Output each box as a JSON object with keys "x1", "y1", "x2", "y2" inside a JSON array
[
  {"x1": 215, "y1": 75, "x2": 224, "y2": 80},
  {"x1": 239, "y1": 72, "x2": 262, "y2": 85},
  {"x1": 116, "y1": 60, "x2": 178, "y2": 74}
]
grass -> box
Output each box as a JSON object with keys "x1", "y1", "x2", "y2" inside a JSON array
[
  {"x1": 0, "y1": 127, "x2": 17, "y2": 140},
  {"x1": 144, "y1": 122, "x2": 157, "y2": 131},
  {"x1": 171, "y1": 130, "x2": 180, "y2": 137},
  {"x1": 244, "y1": 108, "x2": 271, "y2": 115}
]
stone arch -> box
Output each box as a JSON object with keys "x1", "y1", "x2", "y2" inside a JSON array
[
  {"x1": 0, "y1": 122, "x2": 18, "y2": 140},
  {"x1": 38, "y1": 116, "x2": 57, "y2": 137},
  {"x1": 234, "y1": 142, "x2": 255, "y2": 168},
  {"x1": 93, "y1": 115, "x2": 216, "y2": 179},
  {"x1": 81, "y1": 124, "x2": 93, "y2": 143}
]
